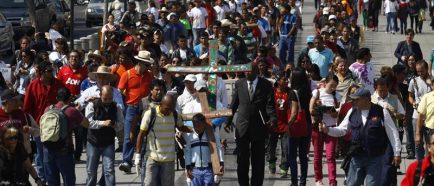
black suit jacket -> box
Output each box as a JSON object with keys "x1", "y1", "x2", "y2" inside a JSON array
[
  {"x1": 230, "y1": 77, "x2": 277, "y2": 140},
  {"x1": 394, "y1": 41, "x2": 423, "y2": 64}
]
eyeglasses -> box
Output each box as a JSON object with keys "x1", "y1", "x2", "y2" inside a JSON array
[{"x1": 6, "y1": 136, "x2": 18, "y2": 141}]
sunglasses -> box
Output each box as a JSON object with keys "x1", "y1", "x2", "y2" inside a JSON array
[{"x1": 6, "y1": 136, "x2": 18, "y2": 141}]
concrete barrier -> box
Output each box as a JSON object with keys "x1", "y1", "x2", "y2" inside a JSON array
[
  {"x1": 89, "y1": 33, "x2": 99, "y2": 50},
  {"x1": 74, "y1": 39, "x2": 82, "y2": 50},
  {"x1": 80, "y1": 37, "x2": 90, "y2": 51}
]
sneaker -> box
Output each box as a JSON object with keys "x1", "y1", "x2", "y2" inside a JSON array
[
  {"x1": 268, "y1": 162, "x2": 276, "y2": 174},
  {"x1": 406, "y1": 153, "x2": 416, "y2": 159},
  {"x1": 279, "y1": 168, "x2": 288, "y2": 178},
  {"x1": 119, "y1": 162, "x2": 131, "y2": 173},
  {"x1": 316, "y1": 180, "x2": 324, "y2": 186}
]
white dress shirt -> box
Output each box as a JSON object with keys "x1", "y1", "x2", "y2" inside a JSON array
[
  {"x1": 247, "y1": 77, "x2": 259, "y2": 98},
  {"x1": 327, "y1": 107, "x2": 402, "y2": 156}
]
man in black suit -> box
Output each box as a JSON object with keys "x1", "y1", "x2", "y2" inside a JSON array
[{"x1": 226, "y1": 63, "x2": 277, "y2": 186}]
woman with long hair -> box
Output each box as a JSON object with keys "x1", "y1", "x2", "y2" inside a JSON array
[
  {"x1": 0, "y1": 127, "x2": 42, "y2": 185},
  {"x1": 13, "y1": 48, "x2": 35, "y2": 95},
  {"x1": 48, "y1": 38, "x2": 70, "y2": 74},
  {"x1": 310, "y1": 74, "x2": 341, "y2": 186},
  {"x1": 287, "y1": 68, "x2": 312, "y2": 186}
]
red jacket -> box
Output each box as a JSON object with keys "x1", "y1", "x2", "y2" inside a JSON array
[{"x1": 401, "y1": 156, "x2": 432, "y2": 186}]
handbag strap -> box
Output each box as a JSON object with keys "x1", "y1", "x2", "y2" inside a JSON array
[{"x1": 293, "y1": 90, "x2": 302, "y2": 112}]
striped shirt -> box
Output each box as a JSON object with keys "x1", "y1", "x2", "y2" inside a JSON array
[{"x1": 140, "y1": 106, "x2": 183, "y2": 162}]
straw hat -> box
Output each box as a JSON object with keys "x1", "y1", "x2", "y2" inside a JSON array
[
  {"x1": 88, "y1": 50, "x2": 106, "y2": 62},
  {"x1": 134, "y1": 50, "x2": 154, "y2": 64},
  {"x1": 159, "y1": 7, "x2": 169, "y2": 13},
  {"x1": 88, "y1": 65, "x2": 116, "y2": 81}
]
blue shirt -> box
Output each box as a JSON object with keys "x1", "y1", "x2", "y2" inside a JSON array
[
  {"x1": 80, "y1": 78, "x2": 97, "y2": 93},
  {"x1": 194, "y1": 44, "x2": 209, "y2": 57},
  {"x1": 257, "y1": 17, "x2": 270, "y2": 32},
  {"x1": 308, "y1": 48, "x2": 335, "y2": 78},
  {"x1": 280, "y1": 14, "x2": 297, "y2": 35}
]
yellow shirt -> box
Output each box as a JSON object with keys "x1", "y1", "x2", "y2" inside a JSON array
[
  {"x1": 140, "y1": 106, "x2": 183, "y2": 162},
  {"x1": 417, "y1": 92, "x2": 434, "y2": 129}
]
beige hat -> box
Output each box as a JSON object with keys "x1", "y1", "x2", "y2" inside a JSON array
[
  {"x1": 159, "y1": 7, "x2": 169, "y2": 13},
  {"x1": 88, "y1": 65, "x2": 116, "y2": 81},
  {"x1": 88, "y1": 50, "x2": 106, "y2": 61},
  {"x1": 134, "y1": 50, "x2": 154, "y2": 64},
  {"x1": 221, "y1": 19, "x2": 233, "y2": 27}
]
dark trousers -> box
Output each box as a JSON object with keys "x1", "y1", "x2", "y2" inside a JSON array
[
  {"x1": 73, "y1": 126, "x2": 84, "y2": 160},
  {"x1": 266, "y1": 132, "x2": 289, "y2": 170},
  {"x1": 381, "y1": 143, "x2": 397, "y2": 186},
  {"x1": 237, "y1": 131, "x2": 265, "y2": 186},
  {"x1": 410, "y1": 15, "x2": 419, "y2": 32}
]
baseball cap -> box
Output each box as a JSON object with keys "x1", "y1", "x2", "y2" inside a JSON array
[
  {"x1": 349, "y1": 88, "x2": 371, "y2": 99},
  {"x1": 306, "y1": 35, "x2": 315, "y2": 44},
  {"x1": 320, "y1": 27, "x2": 330, "y2": 34},
  {"x1": 328, "y1": 15, "x2": 337, "y2": 20},
  {"x1": 184, "y1": 74, "x2": 197, "y2": 82},
  {"x1": 194, "y1": 80, "x2": 208, "y2": 91}
]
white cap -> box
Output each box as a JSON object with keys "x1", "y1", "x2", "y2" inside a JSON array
[
  {"x1": 328, "y1": 15, "x2": 337, "y2": 20},
  {"x1": 184, "y1": 74, "x2": 197, "y2": 82},
  {"x1": 194, "y1": 79, "x2": 208, "y2": 91}
]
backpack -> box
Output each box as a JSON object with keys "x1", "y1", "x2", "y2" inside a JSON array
[{"x1": 39, "y1": 105, "x2": 69, "y2": 149}]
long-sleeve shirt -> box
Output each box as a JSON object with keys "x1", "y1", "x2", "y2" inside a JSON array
[
  {"x1": 327, "y1": 107, "x2": 402, "y2": 156},
  {"x1": 76, "y1": 85, "x2": 125, "y2": 111},
  {"x1": 85, "y1": 102, "x2": 124, "y2": 132}
]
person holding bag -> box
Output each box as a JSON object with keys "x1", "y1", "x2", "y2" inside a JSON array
[
  {"x1": 287, "y1": 69, "x2": 312, "y2": 186},
  {"x1": 309, "y1": 74, "x2": 341, "y2": 186}
]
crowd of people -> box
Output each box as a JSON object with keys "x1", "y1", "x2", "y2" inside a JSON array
[{"x1": 1, "y1": 0, "x2": 434, "y2": 185}]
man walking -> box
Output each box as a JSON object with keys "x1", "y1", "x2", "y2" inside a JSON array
[
  {"x1": 226, "y1": 63, "x2": 277, "y2": 186},
  {"x1": 321, "y1": 88, "x2": 401, "y2": 186},
  {"x1": 118, "y1": 51, "x2": 154, "y2": 173},
  {"x1": 85, "y1": 85, "x2": 124, "y2": 185}
]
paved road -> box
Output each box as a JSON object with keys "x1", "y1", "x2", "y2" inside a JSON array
[
  {"x1": 66, "y1": 1, "x2": 434, "y2": 185},
  {"x1": 72, "y1": 4, "x2": 101, "y2": 39}
]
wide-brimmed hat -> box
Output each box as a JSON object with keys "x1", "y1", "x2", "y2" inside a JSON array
[
  {"x1": 134, "y1": 50, "x2": 154, "y2": 64},
  {"x1": 159, "y1": 7, "x2": 169, "y2": 13},
  {"x1": 221, "y1": 19, "x2": 233, "y2": 27},
  {"x1": 88, "y1": 66, "x2": 116, "y2": 81},
  {"x1": 88, "y1": 50, "x2": 106, "y2": 61}
]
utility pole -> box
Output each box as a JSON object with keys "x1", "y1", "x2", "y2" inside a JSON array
[
  {"x1": 70, "y1": 0, "x2": 75, "y2": 50},
  {"x1": 103, "y1": 0, "x2": 109, "y2": 25}
]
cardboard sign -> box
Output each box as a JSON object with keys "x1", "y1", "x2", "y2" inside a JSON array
[{"x1": 0, "y1": 68, "x2": 12, "y2": 82}]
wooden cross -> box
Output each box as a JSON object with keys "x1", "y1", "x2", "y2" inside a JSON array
[{"x1": 168, "y1": 40, "x2": 251, "y2": 175}]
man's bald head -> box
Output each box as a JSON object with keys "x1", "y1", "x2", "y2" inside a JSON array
[
  {"x1": 160, "y1": 94, "x2": 175, "y2": 115},
  {"x1": 101, "y1": 85, "x2": 113, "y2": 104}
]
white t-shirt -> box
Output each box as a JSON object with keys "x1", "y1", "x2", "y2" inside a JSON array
[
  {"x1": 48, "y1": 28, "x2": 64, "y2": 50},
  {"x1": 312, "y1": 88, "x2": 341, "y2": 127},
  {"x1": 189, "y1": 7, "x2": 208, "y2": 29},
  {"x1": 214, "y1": 5, "x2": 229, "y2": 21}
]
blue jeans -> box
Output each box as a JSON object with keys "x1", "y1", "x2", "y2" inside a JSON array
[
  {"x1": 192, "y1": 28, "x2": 205, "y2": 46},
  {"x1": 347, "y1": 155, "x2": 383, "y2": 186},
  {"x1": 192, "y1": 167, "x2": 214, "y2": 186},
  {"x1": 381, "y1": 143, "x2": 397, "y2": 186},
  {"x1": 122, "y1": 105, "x2": 142, "y2": 166},
  {"x1": 414, "y1": 119, "x2": 430, "y2": 160},
  {"x1": 43, "y1": 147, "x2": 75, "y2": 186},
  {"x1": 386, "y1": 12, "x2": 397, "y2": 32},
  {"x1": 278, "y1": 36, "x2": 296, "y2": 65},
  {"x1": 86, "y1": 143, "x2": 115, "y2": 186},
  {"x1": 288, "y1": 137, "x2": 309, "y2": 186},
  {"x1": 34, "y1": 137, "x2": 46, "y2": 182}
]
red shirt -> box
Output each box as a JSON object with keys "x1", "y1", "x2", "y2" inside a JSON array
[
  {"x1": 57, "y1": 65, "x2": 88, "y2": 96},
  {"x1": 401, "y1": 156, "x2": 432, "y2": 186},
  {"x1": 118, "y1": 68, "x2": 153, "y2": 105},
  {"x1": 44, "y1": 102, "x2": 85, "y2": 149},
  {"x1": 273, "y1": 89, "x2": 289, "y2": 133},
  {"x1": 0, "y1": 108, "x2": 26, "y2": 129},
  {"x1": 24, "y1": 78, "x2": 64, "y2": 125}
]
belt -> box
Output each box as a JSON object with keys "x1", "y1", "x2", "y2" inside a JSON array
[{"x1": 191, "y1": 163, "x2": 212, "y2": 168}]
